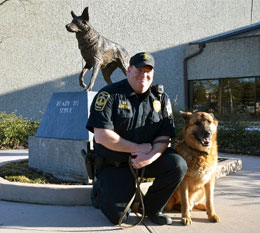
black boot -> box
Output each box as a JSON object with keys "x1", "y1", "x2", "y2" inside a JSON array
[{"x1": 147, "y1": 212, "x2": 172, "y2": 225}]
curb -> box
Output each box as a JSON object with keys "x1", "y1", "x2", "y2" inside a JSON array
[
  {"x1": 0, "y1": 157, "x2": 242, "y2": 206},
  {"x1": 0, "y1": 177, "x2": 92, "y2": 206},
  {"x1": 216, "y1": 157, "x2": 242, "y2": 179}
]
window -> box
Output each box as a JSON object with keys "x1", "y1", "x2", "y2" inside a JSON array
[
  {"x1": 190, "y1": 77, "x2": 260, "y2": 120},
  {"x1": 256, "y1": 78, "x2": 260, "y2": 110}
]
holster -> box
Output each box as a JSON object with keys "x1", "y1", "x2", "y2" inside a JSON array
[
  {"x1": 81, "y1": 141, "x2": 107, "y2": 179},
  {"x1": 81, "y1": 141, "x2": 96, "y2": 180}
]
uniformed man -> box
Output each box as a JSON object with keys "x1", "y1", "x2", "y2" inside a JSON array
[{"x1": 86, "y1": 52, "x2": 187, "y2": 225}]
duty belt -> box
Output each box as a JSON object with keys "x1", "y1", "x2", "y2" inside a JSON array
[{"x1": 107, "y1": 161, "x2": 129, "y2": 167}]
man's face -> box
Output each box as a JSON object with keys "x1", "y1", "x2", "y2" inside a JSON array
[{"x1": 127, "y1": 65, "x2": 154, "y2": 94}]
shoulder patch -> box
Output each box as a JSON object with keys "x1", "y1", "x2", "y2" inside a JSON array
[{"x1": 95, "y1": 91, "x2": 110, "y2": 111}]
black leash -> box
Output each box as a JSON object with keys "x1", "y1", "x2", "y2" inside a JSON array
[
  {"x1": 152, "y1": 139, "x2": 172, "y2": 146},
  {"x1": 118, "y1": 156, "x2": 146, "y2": 228},
  {"x1": 118, "y1": 138, "x2": 171, "y2": 228}
]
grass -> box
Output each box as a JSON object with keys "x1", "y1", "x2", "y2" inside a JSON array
[
  {"x1": 0, "y1": 160, "x2": 81, "y2": 185},
  {"x1": 0, "y1": 159, "x2": 154, "y2": 184}
]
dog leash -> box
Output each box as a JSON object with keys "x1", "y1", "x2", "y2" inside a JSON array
[
  {"x1": 118, "y1": 139, "x2": 171, "y2": 228},
  {"x1": 118, "y1": 156, "x2": 146, "y2": 228},
  {"x1": 152, "y1": 139, "x2": 172, "y2": 146}
]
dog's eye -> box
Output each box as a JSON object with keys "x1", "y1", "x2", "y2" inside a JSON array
[{"x1": 195, "y1": 121, "x2": 201, "y2": 126}]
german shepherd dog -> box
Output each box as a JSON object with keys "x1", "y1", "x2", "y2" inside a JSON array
[
  {"x1": 66, "y1": 7, "x2": 130, "y2": 90},
  {"x1": 165, "y1": 111, "x2": 220, "y2": 225}
]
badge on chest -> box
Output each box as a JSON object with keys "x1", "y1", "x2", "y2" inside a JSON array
[{"x1": 153, "y1": 100, "x2": 161, "y2": 113}]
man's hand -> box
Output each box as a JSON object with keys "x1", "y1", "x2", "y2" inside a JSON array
[
  {"x1": 94, "y1": 128, "x2": 169, "y2": 169},
  {"x1": 131, "y1": 151, "x2": 153, "y2": 169},
  {"x1": 130, "y1": 136, "x2": 170, "y2": 169}
]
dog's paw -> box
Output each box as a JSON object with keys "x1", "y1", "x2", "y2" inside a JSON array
[
  {"x1": 182, "y1": 217, "x2": 192, "y2": 226},
  {"x1": 208, "y1": 214, "x2": 220, "y2": 223}
]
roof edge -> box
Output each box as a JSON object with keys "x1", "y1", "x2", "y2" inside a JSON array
[{"x1": 189, "y1": 22, "x2": 260, "y2": 45}]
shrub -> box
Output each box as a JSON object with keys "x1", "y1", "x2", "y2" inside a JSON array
[
  {"x1": 173, "y1": 111, "x2": 184, "y2": 137},
  {"x1": 217, "y1": 119, "x2": 260, "y2": 156},
  {"x1": 0, "y1": 112, "x2": 39, "y2": 149}
]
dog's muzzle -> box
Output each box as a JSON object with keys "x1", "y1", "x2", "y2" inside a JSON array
[
  {"x1": 195, "y1": 130, "x2": 212, "y2": 147},
  {"x1": 66, "y1": 24, "x2": 81, "y2": 33}
]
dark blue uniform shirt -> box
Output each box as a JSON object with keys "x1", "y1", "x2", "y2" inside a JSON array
[{"x1": 86, "y1": 79, "x2": 175, "y2": 163}]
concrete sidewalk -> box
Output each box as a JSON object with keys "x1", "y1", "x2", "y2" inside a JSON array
[{"x1": 0, "y1": 150, "x2": 260, "y2": 233}]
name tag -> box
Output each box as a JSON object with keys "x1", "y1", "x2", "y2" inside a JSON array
[{"x1": 118, "y1": 100, "x2": 131, "y2": 110}]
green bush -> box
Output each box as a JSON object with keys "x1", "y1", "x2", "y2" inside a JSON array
[
  {"x1": 217, "y1": 119, "x2": 260, "y2": 156},
  {"x1": 0, "y1": 112, "x2": 39, "y2": 149},
  {"x1": 173, "y1": 111, "x2": 184, "y2": 137}
]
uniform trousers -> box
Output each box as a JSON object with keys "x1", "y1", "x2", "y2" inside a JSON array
[{"x1": 94, "y1": 147, "x2": 187, "y2": 225}]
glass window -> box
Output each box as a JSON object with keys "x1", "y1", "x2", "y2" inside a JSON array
[
  {"x1": 190, "y1": 77, "x2": 260, "y2": 120},
  {"x1": 192, "y1": 80, "x2": 218, "y2": 112}
]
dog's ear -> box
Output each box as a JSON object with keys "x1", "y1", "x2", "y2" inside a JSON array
[
  {"x1": 71, "y1": 11, "x2": 77, "y2": 18},
  {"x1": 211, "y1": 114, "x2": 219, "y2": 127},
  {"x1": 214, "y1": 118, "x2": 219, "y2": 127},
  {"x1": 179, "y1": 111, "x2": 192, "y2": 121},
  {"x1": 82, "y1": 7, "x2": 89, "y2": 21}
]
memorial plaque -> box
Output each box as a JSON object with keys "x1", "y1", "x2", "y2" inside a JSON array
[{"x1": 36, "y1": 91, "x2": 96, "y2": 140}]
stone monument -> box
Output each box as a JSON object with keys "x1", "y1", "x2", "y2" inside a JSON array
[
  {"x1": 28, "y1": 6, "x2": 131, "y2": 185},
  {"x1": 29, "y1": 91, "x2": 96, "y2": 184}
]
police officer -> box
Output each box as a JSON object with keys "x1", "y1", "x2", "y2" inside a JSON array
[{"x1": 86, "y1": 52, "x2": 187, "y2": 225}]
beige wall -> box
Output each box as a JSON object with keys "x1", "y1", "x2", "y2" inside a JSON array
[
  {"x1": 0, "y1": 0, "x2": 258, "y2": 119},
  {"x1": 187, "y1": 37, "x2": 260, "y2": 80}
]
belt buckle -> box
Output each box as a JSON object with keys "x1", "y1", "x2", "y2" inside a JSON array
[{"x1": 114, "y1": 162, "x2": 121, "y2": 167}]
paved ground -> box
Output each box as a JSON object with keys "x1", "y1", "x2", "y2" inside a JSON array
[{"x1": 0, "y1": 150, "x2": 260, "y2": 233}]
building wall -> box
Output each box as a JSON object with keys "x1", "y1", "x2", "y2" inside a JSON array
[
  {"x1": 0, "y1": 0, "x2": 259, "y2": 120},
  {"x1": 186, "y1": 37, "x2": 260, "y2": 80}
]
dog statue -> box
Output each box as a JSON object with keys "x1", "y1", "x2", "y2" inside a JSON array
[
  {"x1": 165, "y1": 111, "x2": 220, "y2": 225},
  {"x1": 66, "y1": 7, "x2": 130, "y2": 90}
]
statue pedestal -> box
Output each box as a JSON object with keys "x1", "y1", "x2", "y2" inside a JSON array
[{"x1": 29, "y1": 91, "x2": 96, "y2": 184}]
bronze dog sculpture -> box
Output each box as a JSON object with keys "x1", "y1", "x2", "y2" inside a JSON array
[
  {"x1": 165, "y1": 111, "x2": 220, "y2": 225},
  {"x1": 66, "y1": 7, "x2": 130, "y2": 90}
]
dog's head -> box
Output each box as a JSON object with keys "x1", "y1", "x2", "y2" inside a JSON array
[
  {"x1": 180, "y1": 111, "x2": 218, "y2": 151},
  {"x1": 66, "y1": 7, "x2": 91, "y2": 33}
]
